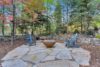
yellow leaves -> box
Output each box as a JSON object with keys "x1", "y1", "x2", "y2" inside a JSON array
[
  {"x1": 24, "y1": 0, "x2": 45, "y2": 11},
  {"x1": 32, "y1": 13, "x2": 38, "y2": 21},
  {"x1": 20, "y1": 0, "x2": 46, "y2": 23}
]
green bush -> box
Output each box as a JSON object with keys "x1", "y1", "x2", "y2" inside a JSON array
[
  {"x1": 86, "y1": 30, "x2": 94, "y2": 35},
  {"x1": 96, "y1": 34, "x2": 100, "y2": 39},
  {"x1": 73, "y1": 29, "x2": 79, "y2": 34}
]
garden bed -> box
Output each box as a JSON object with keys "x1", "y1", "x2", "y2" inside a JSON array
[{"x1": 0, "y1": 39, "x2": 25, "y2": 65}]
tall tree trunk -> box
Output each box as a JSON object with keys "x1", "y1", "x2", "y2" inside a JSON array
[
  {"x1": 80, "y1": 16, "x2": 83, "y2": 33},
  {"x1": 87, "y1": 21, "x2": 90, "y2": 31},
  {"x1": 12, "y1": 0, "x2": 15, "y2": 36},
  {"x1": 2, "y1": 2, "x2": 5, "y2": 36},
  {"x1": 31, "y1": 22, "x2": 34, "y2": 35},
  {"x1": 66, "y1": 4, "x2": 69, "y2": 33},
  {"x1": 11, "y1": 0, "x2": 16, "y2": 45}
]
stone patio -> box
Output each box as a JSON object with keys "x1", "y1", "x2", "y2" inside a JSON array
[{"x1": 1, "y1": 41, "x2": 91, "y2": 67}]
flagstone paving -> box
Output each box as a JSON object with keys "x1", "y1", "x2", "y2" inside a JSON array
[{"x1": 1, "y1": 42, "x2": 91, "y2": 67}]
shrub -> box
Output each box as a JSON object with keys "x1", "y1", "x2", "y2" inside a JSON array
[
  {"x1": 73, "y1": 29, "x2": 79, "y2": 34},
  {"x1": 86, "y1": 29, "x2": 94, "y2": 36},
  {"x1": 95, "y1": 34, "x2": 100, "y2": 39}
]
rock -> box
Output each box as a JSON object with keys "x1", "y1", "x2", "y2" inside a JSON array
[
  {"x1": 30, "y1": 46, "x2": 46, "y2": 50},
  {"x1": 36, "y1": 40, "x2": 42, "y2": 43},
  {"x1": 30, "y1": 46, "x2": 45, "y2": 50},
  {"x1": 33, "y1": 65, "x2": 37, "y2": 67},
  {"x1": 22, "y1": 52, "x2": 49, "y2": 64},
  {"x1": 28, "y1": 46, "x2": 47, "y2": 55},
  {"x1": 28, "y1": 49, "x2": 47, "y2": 55},
  {"x1": 1, "y1": 43, "x2": 91, "y2": 67},
  {"x1": 27, "y1": 63, "x2": 34, "y2": 67},
  {"x1": 43, "y1": 40, "x2": 55, "y2": 42},
  {"x1": 80, "y1": 37, "x2": 91, "y2": 44},
  {"x1": 71, "y1": 48, "x2": 91, "y2": 66},
  {"x1": 2, "y1": 45, "x2": 29, "y2": 60},
  {"x1": 93, "y1": 38, "x2": 100, "y2": 45},
  {"x1": 46, "y1": 48, "x2": 72, "y2": 60},
  {"x1": 36, "y1": 42, "x2": 46, "y2": 48},
  {"x1": 49, "y1": 48, "x2": 61, "y2": 56},
  {"x1": 54, "y1": 43, "x2": 66, "y2": 48},
  {"x1": 70, "y1": 48, "x2": 90, "y2": 54},
  {"x1": 98, "y1": 29, "x2": 100, "y2": 33},
  {"x1": 1, "y1": 59, "x2": 28, "y2": 67},
  {"x1": 56, "y1": 49, "x2": 72, "y2": 60},
  {"x1": 28, "y1": 46, "x2": 52, "y2": 55},
  {"x1": 42, "y1": 55, "x2": 55, "y2": 62},
  {"x1": 36, "y1": 60, "x2": 79, "y2": 67}
]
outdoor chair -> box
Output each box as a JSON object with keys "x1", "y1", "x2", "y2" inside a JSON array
[
  {"x1": 0, "y1": 36, "x2": 3, "y2": 42},
  {"x1": 32, "y1": 35, "x2": 36, "y2": 45},
  {"x1": 25, "y1": 34, "x2": 36, "y2": 46},
  {"x1": 65, "y1": 33, "x2": 79, "y2": 48}
]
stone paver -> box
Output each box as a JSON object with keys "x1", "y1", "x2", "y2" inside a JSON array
[
  {"x1": 2, "y1": 59, "x2": 28, "y2": 67},
  {"x1": 22, "y1": 52, "x2": 49, "y2": 63},
  {"x1": 71, "y1": 48, "x2": 91, "y2": 66},
  {"x1": 36, "y1": 60, "x2": 79, "y2": 67},
  {"x1": 2, "y1": 45, "x2": 29, "y2": 60},
  {"x1": 54, "y1": 43, "x2": 66, "y2": 48},
  {"x1": 42, "y1": 55, "x2": 55, "y2": 62},
  {"x1": 1, "y1": 41, "x2": 91, "y2": 67}
]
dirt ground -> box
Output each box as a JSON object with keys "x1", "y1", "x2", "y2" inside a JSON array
[
  {"x1": 0, "y1": 39, "x2": 25, "y2": 67},
  {"x1": 0, "y1": 40, "x2": 100, "y2": 67},
  {"x1": 80, "y1": 44, "x2": 100, "y2": 67}
]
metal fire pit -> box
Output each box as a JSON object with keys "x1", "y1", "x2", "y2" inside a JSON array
[{"x1": 43, "y1": 40, "x2": 56, "y2": 48}]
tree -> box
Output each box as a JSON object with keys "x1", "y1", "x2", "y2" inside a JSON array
[
  {"x1": 53, "y1": 1, "x2": 62, "y2": 33},
  {"x1": 70, "y1": 0, "x2": 93, "y2": 32}
]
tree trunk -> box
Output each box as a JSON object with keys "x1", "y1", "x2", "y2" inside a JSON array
[
  {"x1": 11, "y1": 0, "x2": 16, "y2": 45},
  {"x1": 80, "y1": 17, "x2": 83, "y2": 33},
  {"x1": 2, "y1": 3, "x2": 5, "y2": 36},
  {"x1": 87, "y1": 22, "x2": 90, "y2": 31},
  {"x1": 31, "y1": 22, "x2": 34, "y2": 35},
  {"x1": 2, "y1": 18, "x2": 5, "y2": 36}
]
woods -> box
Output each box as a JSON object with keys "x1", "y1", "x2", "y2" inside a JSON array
[{"x1": 0, "y1": 0, "x2": 100, "y2": 36}]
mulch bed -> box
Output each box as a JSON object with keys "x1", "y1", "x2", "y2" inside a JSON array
[
  {"x1": 80, "y1": 44, "x2": 100, "y2": 67},
  {"x1": 0, "y1": 39, "x2": 25, "y2": 65},
  {"x1": 0, "y1": 40, "x2": 100, "y2": 67}
]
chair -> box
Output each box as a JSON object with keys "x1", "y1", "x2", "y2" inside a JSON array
[{"x1": 65, "y1": 33, "x2": 79, "y2": 48}]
